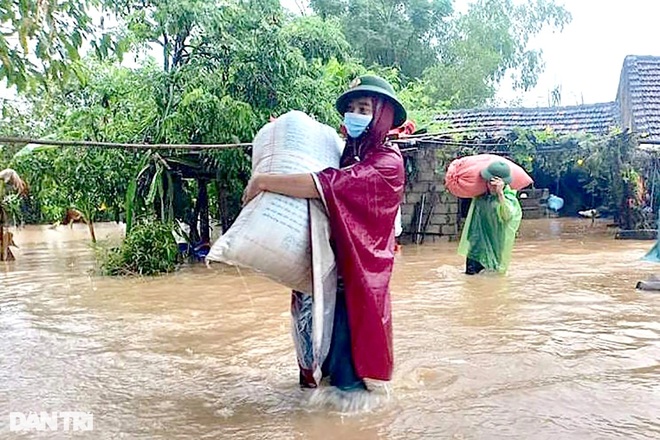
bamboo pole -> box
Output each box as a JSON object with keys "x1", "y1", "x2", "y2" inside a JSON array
[
  {"x1": 0, "y1": 131, "x2": 638, "y2": 153},
  {"x1": 0, "y1": 130, "x2": 507, "y2": 151},
  {"x1": 0, "y1": 136, "x2": 253, "y2": 150}
]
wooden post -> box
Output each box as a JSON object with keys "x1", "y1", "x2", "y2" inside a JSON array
[
  {"x1": 0, "y1": 223, "x2": 7, "y2": 261},
  {"x1": 0, "y1": 211, "x2": 15, "y2": 261},
  {"x1": 87, "y1": 220, "x2": 97, "y2": 243},
  {"x1": 0, "y1": 209, "x2": 3, "y2": 261},
  {"x1": 198, "y1": 180, "x2": 210, "y2": 244},
  {"x1": 218, "y1": 182, "x2": 230, "y2": 234},
  {"x1": 0, "y1": 171, "x2": 24, "y2": 261}
]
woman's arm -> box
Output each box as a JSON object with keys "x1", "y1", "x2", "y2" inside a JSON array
[{"x1": 242, "y1": 173, "x2": 320, "y2": 206}]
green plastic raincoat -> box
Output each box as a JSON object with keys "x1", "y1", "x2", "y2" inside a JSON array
[{"x1": 457, "y1": 186, "x2": 522, "y2": 273}]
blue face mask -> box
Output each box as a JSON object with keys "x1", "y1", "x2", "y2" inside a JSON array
[{"x1": 343, "y1": 112, "x2": 373, "y2": 138}]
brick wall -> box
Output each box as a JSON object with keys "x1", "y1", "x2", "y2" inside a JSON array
[{"x1": 401, "y1": 146, "x2": 461, "y2": 242}]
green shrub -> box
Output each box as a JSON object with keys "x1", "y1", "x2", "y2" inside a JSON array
[{"x1": 102, "y1": 219, "x2": 179, "y2": 276}]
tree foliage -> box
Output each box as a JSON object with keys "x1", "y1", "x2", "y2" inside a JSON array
[
  {"x1": 101, "y1": 218, "x2": 178, "y2": 275},
  {"x1": 7, "y1": 62, "x2": 151, "y2": 232},
  {"x1": 308, "y1": 0, "x2": 570, "y2": 110},
  {"x1": 409, "y1": 0, "x2": 571, "y2": 109},
  {"x1": 0, "y1": 0, "x2": 125, "y2": 91},
  {"x1": 509, "y1": 129, "x2": 650, "y2": 229},
  {"x1": 282, "y1": 16, "x2": 350, "y2": 63},
  {"x1": 309, "y1": 0, "x2": 453, "y2": 79}
]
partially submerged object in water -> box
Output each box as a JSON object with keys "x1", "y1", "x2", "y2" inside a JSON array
[
  {"x1": 547, "y1": 194, "x2": 564, "y2": 212},
  {"x1": 616, "y1": 229, "x2": 657, "y2": 240},
  {"x1": 636, "y1": 274, "x2": 660, "y2": 290}
]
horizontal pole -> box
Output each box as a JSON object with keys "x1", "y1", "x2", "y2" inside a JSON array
[{"x1": 0, "y1": 136, "x2": 253, "y2": 150}]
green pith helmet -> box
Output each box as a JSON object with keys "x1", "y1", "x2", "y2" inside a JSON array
[
  {"x1": 335, "y1": 75, "x2": 407, "y2": 128},
  {"x1": 480, "y1": 161, "x2": 513, "y2": 184}
]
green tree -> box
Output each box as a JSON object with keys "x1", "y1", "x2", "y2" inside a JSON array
[
  {"x1": 117, "y1": 0, "x2": 228, "y2": 72},
  {"x1": 114, "y1": 0, "x2": 364, "y2": 230},
  {"x1": 0, "y1": 0, "x2": 125, "y2": 91},
  {"x1": 309, "y1": 0, "x2": 453, "y2": 79},
  {"x1": 414, "y1": 0, "x2": 572, "y2": 108},
  {"x1": 282, "y1": 16, "x2": 351, "y2": 63},
  {"x1": 54, "y1": 147, "x2": 139, "y2": 242},
  {"x1": 8, "y1": 60, "x2": 153, "y2": 231},
  {"x1": 307, "y1": 0, "x2": 571, "y2": 110}
]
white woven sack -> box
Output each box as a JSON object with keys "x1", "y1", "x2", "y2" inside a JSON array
[{"x1": 206, "y1": 111, "x2": 344, "y2": 293}]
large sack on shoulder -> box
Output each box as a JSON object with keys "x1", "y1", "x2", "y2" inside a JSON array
[
  {"x1": 444, "y1": 154, "x2": 533, "y2": 199},
  {"x1": 206, "y1": 111, "x2": 344, "y2": 293}
]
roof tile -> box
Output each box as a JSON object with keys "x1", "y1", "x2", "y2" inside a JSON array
[
  {"x1": 623, "y1": 55, "x2": 660, "y2": 141},
  {"x1": 432, "y1": 55, "x2": 660, "y2": 142},
  {"x1": 434, "y1": 102, "x2": 619, "y2": 136}
]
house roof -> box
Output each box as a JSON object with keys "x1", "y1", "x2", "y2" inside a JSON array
[
  {"x1": 434, "y1": 102, "x2": 620, "y2": 137},
  {"x1": 618, "y1": 55, "x2": 660, "y2": 142},
  {"x1": 425, "y1": 54, "x2": 660, "y2": 143}
]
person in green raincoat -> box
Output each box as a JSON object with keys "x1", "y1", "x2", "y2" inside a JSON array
[{"x1": 458, "y1": 161, "x2": 522, "y2": 275}]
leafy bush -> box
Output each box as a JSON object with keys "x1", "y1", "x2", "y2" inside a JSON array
[{"x1": 101, "y1": 219, "x2": 179, "y2": 276}]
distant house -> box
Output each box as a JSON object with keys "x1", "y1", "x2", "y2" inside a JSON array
[
  {"x1": 616, "y1": 55, "x2": 660, "y2": 145},
  {"x1": 398, "y1": 55, "x2": 660, "y2": 241},
  {"x1": 434, "y1": 55, "x2": 660, "y2": 143}
]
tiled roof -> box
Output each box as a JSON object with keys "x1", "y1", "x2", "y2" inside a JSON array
[
  {"x1": 434, "y1": 102, "x2": 620, "y2": 136},
  {"x1": 619, "y1": 55, "x2": 660, "y2": 142},
  {"x1": 429, "y1": 54, "x2": 660, "y2": 141}
]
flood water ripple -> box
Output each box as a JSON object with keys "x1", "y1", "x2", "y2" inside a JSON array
[{"x1": 1, "y1": 219, "x2": 659, "y2": 439}]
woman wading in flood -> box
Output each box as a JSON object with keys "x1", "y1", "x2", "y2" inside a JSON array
[{"x1": 243, "y1": 75, "x2": 406, "y2": 391}]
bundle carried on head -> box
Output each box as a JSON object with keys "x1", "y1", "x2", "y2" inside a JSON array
[{"x1": 444, "y1": 154, "x2": 533, "y2": 199}]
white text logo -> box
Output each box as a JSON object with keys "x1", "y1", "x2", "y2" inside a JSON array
[{"x1": 9, "y1": 412, "x2": 94, "y2": 432}]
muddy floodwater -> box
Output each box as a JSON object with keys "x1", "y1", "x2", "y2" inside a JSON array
[{"x1": 1, "y1": 218, "x2": 659, "y2": 439}]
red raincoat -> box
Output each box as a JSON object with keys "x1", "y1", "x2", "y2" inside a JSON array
[{"x1": 314, "y1": 98, "x2": 405, "y2": 381}]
